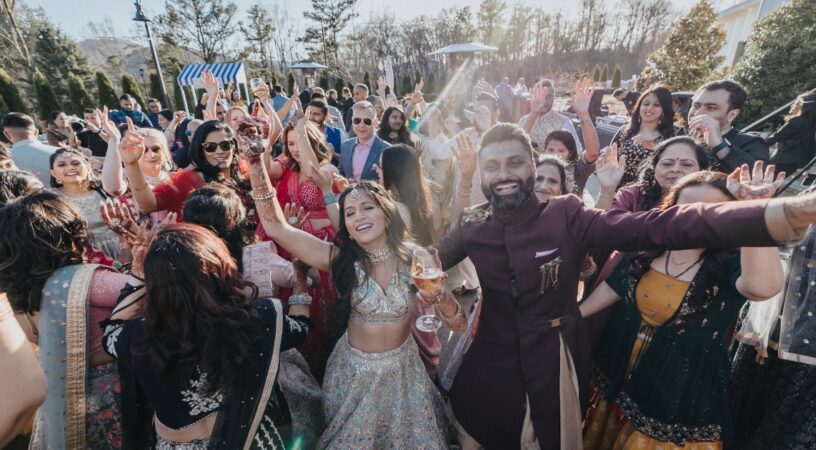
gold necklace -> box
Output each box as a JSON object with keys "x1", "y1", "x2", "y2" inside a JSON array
[{"x1": 669, "y1": 251, "x2": 701, "y2": 266}]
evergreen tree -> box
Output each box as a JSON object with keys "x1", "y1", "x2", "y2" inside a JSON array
[
  {"x1": 334, "y1": 77, "x2": 345, "y2": 95},
  {"x1": 0, "y1": 68, "x2": 28, "y2": 113},
  {"x1": 401, "y1": 73, "x2": 411, "y2": 96},
  {"x1": 592, "y1": 65, "x2": 601, "y2": 82},
  {"x1": 287, "y1": 72, "x2": 295, "y2": 95},
  {"x1": 96, "y1": 71, "x2": 119, "y2": 109},
  {"x1": 298, "y1": 0, "x2": 359, "y2": 68},
  {"x1": 638, "y1": 0, "x2": 725, "y2": 91},
  {"x1": 171, "y1": 63, "x2": 194, "y2": 111},
  {"x1": 67, "y1": 73, "x2": 94, "y2": 115},
  {"x1": 33, "y1": 24, "x2": 93, "y2": 100},
  {"x1": 733, "y1": 0, "x2": 816, "y2": 125},
  {"x1": 0, "y1": 96, "x2": 8, "y2": 118},
  {"x1": 121, "y1": 74, "x2": 147, "y2": 109},
  {"x1": 32, "y1": 69, "x2": 61, "y2": 121},
  {"x1": 319, "y1": 73, "x2": 329, "y2": 90},
  {"x1": 363, "y1": 71, "x2": 371, "y2": 92},
  {"x1": 149, "y1": 73, "x2": 166, "y2": 106},
  {"x1": 415, "y1": 70, "x2": 422, "y2": 87},
  {"x1": 612, "y1": 65, "x2": 622, "y2": 88},
  {"x1": 270, "y1": 72, "x2": 279, "y2": 86},
  {"x1": 582, "y1": 63, "x2": 589, "y2": 78},
  {"x1": 601, "y1": 64, "x2": 609, "y2": 83},
  {"x1": 425, "y1": 73, "x2": 436, "y2": 97}
]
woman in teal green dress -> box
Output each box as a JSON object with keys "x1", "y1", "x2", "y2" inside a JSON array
[{"x1": 580, "y1": 167, "x2": 785, "y2": 450}]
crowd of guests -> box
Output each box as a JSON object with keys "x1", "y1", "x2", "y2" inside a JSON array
[{"x1": 1, "y1": 62, "x2": 816, "y2": 450}]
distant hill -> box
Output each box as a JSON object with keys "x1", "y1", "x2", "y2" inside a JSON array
[{"x1": 79, "y1": 37, "x2": 149, "y2": 78}]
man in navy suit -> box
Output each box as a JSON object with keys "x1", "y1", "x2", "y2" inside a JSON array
[{"x1": 340, "y1": 101, "x2": 388, "y2": 181}]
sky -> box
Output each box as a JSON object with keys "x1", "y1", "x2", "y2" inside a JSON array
[{"x1": 28, "y1": 0, "x2": 713, "y2": 42}]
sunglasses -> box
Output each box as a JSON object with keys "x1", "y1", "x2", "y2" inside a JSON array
[
  {"x1": 353, "y1": 118, "x2": 373, "y2": 125},
  {"x1": 147, "y1": 145, "x2": 162, "y2": 154},
  {"x1": 202, "y1": 140, "x2": 234, "y2": 153}
]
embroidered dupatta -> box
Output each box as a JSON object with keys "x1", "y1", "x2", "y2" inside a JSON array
[{"x1": 34, "y1": 264, "x2": 99, "y2": 450}]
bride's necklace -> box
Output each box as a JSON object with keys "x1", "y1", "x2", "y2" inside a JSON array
[{"x1": 366, "y1": 246, "x2": 396, "y2": 263}]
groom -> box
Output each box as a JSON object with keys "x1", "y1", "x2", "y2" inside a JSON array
[{"x1": 435, "y1": 123, "x2": 811, "y2": 449}]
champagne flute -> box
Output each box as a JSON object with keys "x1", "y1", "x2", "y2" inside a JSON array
[{"x1": 412, "y1": 247, "x2": 446, "y2": 332}]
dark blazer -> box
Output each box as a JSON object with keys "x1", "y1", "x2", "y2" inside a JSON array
[
  {"x1": 435, "y1": 194, "x2": 777, "y2": 449},
  {"x1": 339, "y1": 135, "x2": 388, "y2": 180},
  {"x1": 769, "y1": 115, "x2": 816, "y2": 170},
  {"x1": 710, "y1": 128, "x2": 770, "y2": 173}
]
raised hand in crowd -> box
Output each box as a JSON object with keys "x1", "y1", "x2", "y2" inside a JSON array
[
  {"x1": 594, "y1": 143, "x2": 626, "y2": 210},
  {"x1": 118, "y1": 117, "x2": 145, "y2": 165},
  {"x1": 201, "y1": 70, "x2": 220, "y2": 119},
  {"x1": 98, "y1": 106, "x2": 121, "y2": 142},
  {"x1": 99, "y1": 198, "x2": 139, "y2": 246},
  {"x1": 452, "y1": 132, "x2": 478, "y2": 180},
  {"x1": 234, "y1": 117, "x2": 266, "y2": 160},
  {"x1": 530, "y1": 82, "x2": 552, "y2": 115},
  {"x1": 727, "y1": 160, "x2": 785, "y2": 200},
  {"x1": 571, "y1": 78, "x2": 594, "y2": 116},
  {"x1": 130, "y1": 212, "x2": 177, "y2": 278}
]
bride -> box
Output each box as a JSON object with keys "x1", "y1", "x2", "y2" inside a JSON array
[{"x1": 235, "y1": 116, "x2": 467, "y2": 449}]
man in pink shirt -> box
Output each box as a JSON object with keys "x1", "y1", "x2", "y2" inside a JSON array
[{"x1": 340, "y1": 101, "x2": 389, "y2": 181}]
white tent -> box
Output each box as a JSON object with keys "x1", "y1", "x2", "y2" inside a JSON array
[{"x1": 176, "y1": 62, "x2": 249, "y2": 112}]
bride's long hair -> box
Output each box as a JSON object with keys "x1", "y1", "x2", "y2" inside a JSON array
[{"x1": 327, "y1": 181, "x2": 413, "y2": 352}]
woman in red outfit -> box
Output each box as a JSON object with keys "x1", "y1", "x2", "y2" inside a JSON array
[
  {"x1": 121, "y1": 72, "x2": 281, "y2": 219},
  {"x1": 260, "y1": 114, "x2": 340, "y2": 380}
]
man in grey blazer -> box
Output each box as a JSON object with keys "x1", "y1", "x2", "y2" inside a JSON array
[{"x1": 339, "y1": 101, "x2": 389, "y2": 181}]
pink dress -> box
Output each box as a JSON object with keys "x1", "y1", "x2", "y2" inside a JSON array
[{"x1": 258, "y1": 165, "x2": 337, "y2": 380}]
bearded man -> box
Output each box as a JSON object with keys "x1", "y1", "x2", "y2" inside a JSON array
[{"x1": 436, "y1": 122, "x2": 813, "y2": 449}]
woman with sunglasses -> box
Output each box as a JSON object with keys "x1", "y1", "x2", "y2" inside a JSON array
[{"x1": 120, "y1": 111, "x2": 281, "y2": 218}]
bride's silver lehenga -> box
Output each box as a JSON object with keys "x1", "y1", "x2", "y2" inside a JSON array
[{"x1": 319, "y1": 262, "x2": 450, "y2": 449}]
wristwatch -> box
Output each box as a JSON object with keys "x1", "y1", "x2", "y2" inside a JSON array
[{"x1": 711, "y1": 138, "x2": 731, "y2": 156}]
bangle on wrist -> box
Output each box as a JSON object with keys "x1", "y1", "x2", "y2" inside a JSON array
[
  {"x1": 288, "y1": 293, "x2": 312, "y2": 306},
  {"x1": 323, "y1": 192, "x2": 338, "y2": 205},
  {"x1": 249, "y1": 190, "x2": 276, "y2": 202},
  {"x1": 437, "y1": 299, "x2": 464, "y2": 321}
]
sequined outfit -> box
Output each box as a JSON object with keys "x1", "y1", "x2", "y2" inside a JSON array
[
  {"x1": 53, "y1": 189, "x2": 120, "y2": 260},
  {"x1": 319, "y1": 263, "x2": 450, "y2": 449}
]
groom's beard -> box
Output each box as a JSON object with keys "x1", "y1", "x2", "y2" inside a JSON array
[{"x1": 481, "y1": 175, "x2": 535, "y2": 211}]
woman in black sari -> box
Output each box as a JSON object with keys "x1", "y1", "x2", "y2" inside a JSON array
[{"x1": 102, "y1": 222, "x2": 312, "y2": 449}]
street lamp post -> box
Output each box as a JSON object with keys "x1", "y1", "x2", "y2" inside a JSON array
[{"x1": 133, "y1": 0, "x2": 169, "y2": 108}]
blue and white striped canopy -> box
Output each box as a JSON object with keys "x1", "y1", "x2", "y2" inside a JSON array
[{"x1": 176, "y1": 63, "x2": 247, "y2": 87}]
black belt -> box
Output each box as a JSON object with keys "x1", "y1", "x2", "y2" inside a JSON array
[{"x1": 534, "y1": 313, "x2": 574, "y2": 330}]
